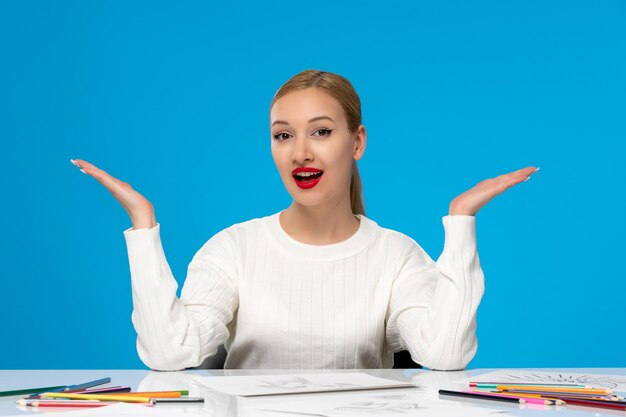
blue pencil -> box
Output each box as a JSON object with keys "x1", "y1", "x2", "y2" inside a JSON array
[
  {"x1": 65, "y1": 377, "x2": 112, "y2": 391},
  {"x1": 27, "y1": 377, "x2": 111, "y2": 398}
]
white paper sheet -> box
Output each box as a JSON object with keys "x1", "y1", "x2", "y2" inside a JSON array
[
  {"x1": 450, "y1": 370, "x2": 626, "y2": 393},
  {"x1": 246, "y1": 390, "x2": 508, "y2": 417},
  {"x1": 193, "y1": 372, "x2": 415, "y2": 397}
]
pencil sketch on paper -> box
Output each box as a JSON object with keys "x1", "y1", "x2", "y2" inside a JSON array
[
  {"x1": 371, "y1": 394, "x2": 416, "y2": 400},
  {"x1": 255, "y1": 394, "x2": 507, "y2": 417},
  {"x1": 487, "y1": 372, "x2": 626, "y2": 390},
  {"x1": 194, "y1": 372, "x2": 415, "y2": 397},
  {"x1": 255, "y1": 376, "x2": 358, "y2": 391},
  {"x1": 325, "y1": 400, "x2": 421, "y2": 415}
]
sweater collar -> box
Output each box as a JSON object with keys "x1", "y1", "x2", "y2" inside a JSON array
[{"x1": 263, "y1": 210, "x2": 380, "y2": 262}]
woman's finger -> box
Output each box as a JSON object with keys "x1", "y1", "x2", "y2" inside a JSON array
[
  {"x1": 498, "y1": 166, "x2": 538, "y2": 184},
  {"x1": 72, "y1": 159, "x2": 125, "y2": 192},
  {"x1": 477, "y1": 166, "x2": 539, "y2": 193},
  {"x1": 71, "y1": 158, "x2": 156, "y2": 228},
  {"x1": 449, "y1": 166, "x2": 540, "y2": 215},
  {"x1": 72, "y1": 159, "x2": 115, "y2": 180}
]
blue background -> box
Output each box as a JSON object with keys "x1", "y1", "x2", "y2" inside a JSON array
[{"x1": 1, "y1": 1, "x2": 624, "y2": 369}]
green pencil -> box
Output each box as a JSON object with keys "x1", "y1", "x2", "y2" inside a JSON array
[{"x1": 0, "y1": 385, "x2": 66, "y2": 397}]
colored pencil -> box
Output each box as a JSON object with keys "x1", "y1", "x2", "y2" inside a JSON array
[
  {"x1": 471, "y1": 382, "x2": 590, "y2": 388},
  {"x1": 498, "y1": 388, "x2": 613, "y2": 395},
  {"x1": 523, "y1": 397, "x2": 558, "y2": 406},
  {"x1": 475, "y1": 391, "x2": 565, "y2": 405},
  {"x1": 439, "y1": 389, "x2": 526, "y2": 404},
  {"x1": 41, "y1": 392, "x2": 150, "y2": 403},
  {"x1": 151, "y1": 397, "x2": 205, "y2": 404},
  {"x1": 26, "y1": 377, "x2": 112, "y2": 398},
  {"x1": 0, "y1": 385, "x2": 65, "y2": 397},
  {"x1": 65, "y1": 377, "x2": 112, "y2": 391},
  {"x1": 497, "y1": 386, "x2": 612, "y2": 394},
  {"x1": 90, "y1": 391, "x2": 183, "y2": 398},
  {"x1": 477, "y1": 391, "x2": 544, "y2": 398},
  {"x1": 536, "y1": 393, "x2": 623, "y2": 401},
  {"x1": 18, "y1": 399, "x2": 100, "y2": 406},
  {"x1": 28, "y1": 386, "x2": 133, "y2": 399},
  {"x1": 28, "y1": 402, "x2": 114, "y2": 408},
  {"x1": 490, "y1": 389, "x2": 620, "y2": 399},
  {"x1": 559, "y1": 396, "x2": 626, "y2": 405},
  {"x1": 562, "y1": 398, "x2": 626, "y2": 411},
  {"x1": 472, "y1": 391, "x2": 559, "y2": 405},
  {"x1": 75, "y1": 386, "x2": 132, "y2": 394},
  {"x1": 18, "y1": 399, "x2": 153, "y2": 408}
]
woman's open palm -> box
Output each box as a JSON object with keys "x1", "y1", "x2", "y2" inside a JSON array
[
  {"x1": 450, "y1": 166, "x2": 539, "y2": 216},
  {"x1": 71, "y1": 159, "x2": 156, "y2": 229}
]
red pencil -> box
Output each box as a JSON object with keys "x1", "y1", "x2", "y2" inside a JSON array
[{"x1": 564, "y1": 398, "x2": 626, "y2": 411}]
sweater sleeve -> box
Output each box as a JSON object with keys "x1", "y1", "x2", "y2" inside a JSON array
[
  {"x1": 385, "y1": 215, "x2": 484, "y2": 370},
  {"x1": 123, "y1": 224, "x2": 239, "y2": 371}
]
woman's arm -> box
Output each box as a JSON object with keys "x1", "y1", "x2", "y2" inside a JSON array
[
  {"x1": 125, "y1": 225, "x2": 238, "y2": 371},
  {"x1": 385, "y1": 166, "x2": 539, "y2": 370},
  {"x1": 72, "y1": 159, "x2": 238, "y2": 371},
  {"x1": 385, "y1": 216, "x2": 482, "y2": 370}
]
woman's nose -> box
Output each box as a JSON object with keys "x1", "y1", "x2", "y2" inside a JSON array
[{"x1": 292, "y1": 136, "x2": 313, "y2": 163}]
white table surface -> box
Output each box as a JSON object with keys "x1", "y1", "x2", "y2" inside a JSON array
[{"x1": 1, "y1": 368, "x2": 625, "y2": 416}]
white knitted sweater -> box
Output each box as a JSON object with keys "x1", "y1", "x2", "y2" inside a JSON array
[{"x1": 123, "y1": 211, "x2": 484, "y2": 370}]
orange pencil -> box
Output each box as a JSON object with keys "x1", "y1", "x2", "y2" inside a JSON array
[{"x1": 498, "y1": 386, "x2": 612, "y2": 395}]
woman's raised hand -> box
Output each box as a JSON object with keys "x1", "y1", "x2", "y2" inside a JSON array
[
  {"x1": 449, "y1": 166, "x2": 539, "y2": 216},
  {"x1": 71, "y1": 159, "x2": 157, "y2": 229}
]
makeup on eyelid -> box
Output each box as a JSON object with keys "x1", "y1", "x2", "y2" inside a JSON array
[{"x1": 273, "y1": 128, "x2": 333, "y2": 141}]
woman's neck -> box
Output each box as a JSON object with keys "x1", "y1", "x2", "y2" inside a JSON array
[{"x1": 279, "y1": 201, "x2": 361, "y2": 245}]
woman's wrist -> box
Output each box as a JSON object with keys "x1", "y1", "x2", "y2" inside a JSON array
[
  {"x1": 448, "y1": 203, "x2": 476, "y2": 216},
  {"x1": 130, "y1": 212, "x2": 157, "y2": 229}
]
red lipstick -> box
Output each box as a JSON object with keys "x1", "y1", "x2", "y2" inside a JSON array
[{"x1": 292, "y1": 167, "x2": 323, "y2": 189}]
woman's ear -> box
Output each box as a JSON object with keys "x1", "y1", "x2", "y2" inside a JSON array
[{"x1": 353, "y1": 125, "x2": 367, "y2": 161}]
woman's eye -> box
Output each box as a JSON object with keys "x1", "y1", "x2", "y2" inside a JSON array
[
  {"x1": 314, "y1": 128, "x2": 333, "y2": 137},
  {"x1": 273, "y1": 132, "x2": 291, "y2": 141}
]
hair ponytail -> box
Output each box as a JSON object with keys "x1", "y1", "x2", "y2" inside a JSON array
[{"x1": 350, "y1": 160, "x2": 365, "y2": 216}]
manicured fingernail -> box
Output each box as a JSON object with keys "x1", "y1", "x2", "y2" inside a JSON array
[
  {"x1": 80, "y1": 169, "x2": 87, "y2": 174},
  {"x1": 534, "y1": 167, "x2": 541, "y2": 173},
  {"x1": 523, "y1": 176, "x2": 531, "y2": 182},
  {"x1": 70, "y1": 158, "x2": 79, "y2": 167}
]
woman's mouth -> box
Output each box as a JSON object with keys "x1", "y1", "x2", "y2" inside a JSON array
[{"x1": 292, "y1": 168, "x2": 323, "y2": 189}]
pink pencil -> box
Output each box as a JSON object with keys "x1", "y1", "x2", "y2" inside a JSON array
[{"x1": 17, "y1": 399, "x2": 153, "y2": 408}]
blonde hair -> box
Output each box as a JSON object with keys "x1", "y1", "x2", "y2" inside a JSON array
[{"x1": 270, "y1": 69, "x2": 366, "y2": 216}]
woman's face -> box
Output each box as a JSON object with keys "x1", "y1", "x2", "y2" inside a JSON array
[{"x1": 270, "y1": 87, "x2": 366, "y2": 210}]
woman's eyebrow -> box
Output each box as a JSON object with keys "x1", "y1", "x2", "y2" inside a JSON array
[{"x1": 271, "y1": 115, "x2": 335, "y2": 127}]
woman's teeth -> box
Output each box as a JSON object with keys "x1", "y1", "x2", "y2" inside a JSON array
[{"x1": 295, "y1": 172, "x2": 323, "y2": 181}]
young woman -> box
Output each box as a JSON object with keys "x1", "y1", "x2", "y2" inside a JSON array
[{"x1": 72, "y1": 69, "x2": 538, "y2": 371}]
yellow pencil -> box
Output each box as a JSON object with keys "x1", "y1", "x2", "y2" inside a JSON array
[
  {"x1": 41, "y1": 392, "x2": 150, "y2": 403},
  {"x1": 497, "y1": 386, "x2": 612, "y2": 395}
]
